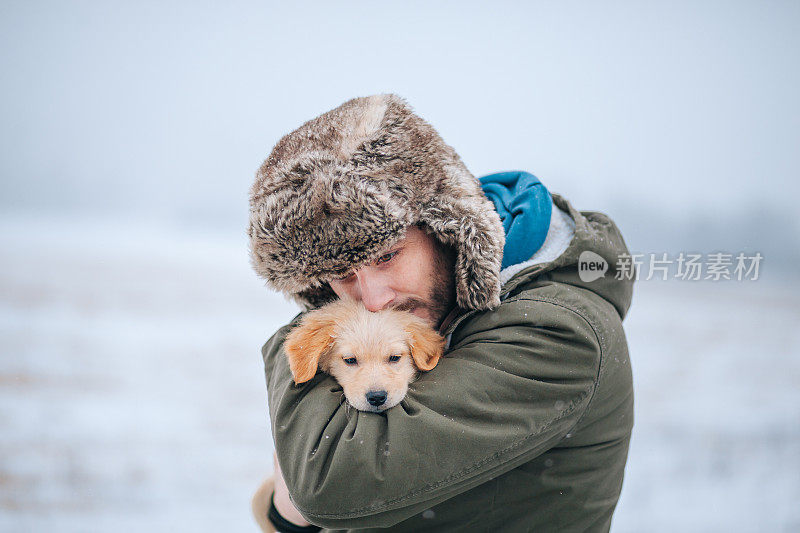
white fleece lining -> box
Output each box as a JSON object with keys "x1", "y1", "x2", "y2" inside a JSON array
[{"x1": 499, "y1": 200, "x2": 576, "y2": 286}]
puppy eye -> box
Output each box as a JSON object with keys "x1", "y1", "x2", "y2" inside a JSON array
[
  {"x1": 343, "y1": 357, "x2": 358, "y2": 365},
  {"x1": 388, "y1": 355, "x2": 401, "y2": 363}
]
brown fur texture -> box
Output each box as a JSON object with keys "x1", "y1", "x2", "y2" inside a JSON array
[
  {"x1": 283, "y1": 299, "x2": 444, "y2": 412},
  {"x1": 248, "y1": 94, "x2": 505, "y2": 310}
]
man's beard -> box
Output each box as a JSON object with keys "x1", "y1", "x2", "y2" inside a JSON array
[{"x1": 391, "y1": 243, "x2": 456, "y2": 329}]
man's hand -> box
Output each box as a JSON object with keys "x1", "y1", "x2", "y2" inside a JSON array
[{"x1": 272, "y1": 452, "x2": 312, "y2": 527}]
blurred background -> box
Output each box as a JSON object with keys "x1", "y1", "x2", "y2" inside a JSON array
[{"x1": 1, "y1": 1, "x2": 798, "y2": 531}]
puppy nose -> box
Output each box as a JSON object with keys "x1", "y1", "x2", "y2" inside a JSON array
[{"x1": 365, "y1": 390, "x2": 388, "y2": 407}]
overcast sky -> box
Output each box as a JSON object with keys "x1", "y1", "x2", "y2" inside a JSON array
[{"x1": 1, "y1": 1, "x2": 798, "y2": 253}]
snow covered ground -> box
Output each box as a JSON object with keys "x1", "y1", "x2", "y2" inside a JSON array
[{"x1": 1, "y1": 214, "x2": 798, "y2": 532}]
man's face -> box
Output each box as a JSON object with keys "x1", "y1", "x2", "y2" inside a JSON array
[{"x1": 328, "y1": 226, "x2": 456, "y2": 328}]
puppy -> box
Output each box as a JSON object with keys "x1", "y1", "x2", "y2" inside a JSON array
[{"x1": 283, "y1": 299, "x2": 445, "y2": 412}]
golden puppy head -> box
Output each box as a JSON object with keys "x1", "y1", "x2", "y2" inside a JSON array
[{"x1": 283, "y1": 299, "x2": 445, "y2": 412}]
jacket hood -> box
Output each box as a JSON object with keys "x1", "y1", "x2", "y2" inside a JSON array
[{"x1": 498, "y1": 192, "x2": 635, "y2": 321}]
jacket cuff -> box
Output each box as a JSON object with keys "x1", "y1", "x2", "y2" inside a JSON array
[{"x1": 268, "y1": 493, "x2": 321, "y2": 533}]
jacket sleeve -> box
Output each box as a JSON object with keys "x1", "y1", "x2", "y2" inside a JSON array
[{"x1": 262, "y1": 296, "x2": 602, "y2": 529}]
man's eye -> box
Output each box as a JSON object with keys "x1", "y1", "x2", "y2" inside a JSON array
[
  {"x1": 376, "y1": 251, "x2": 398, "y2": 264},
  {"x1": 343, "y1": 357, "x2": 358, "y2": 365},
  {"x1": 388, "y1": 355, "x2": 401, "y2": 363}
]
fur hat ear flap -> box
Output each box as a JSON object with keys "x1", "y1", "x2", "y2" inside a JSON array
[
  {"x1": 403, "y1": 317, "x2": 446, "y2": 372},
  {"x1": 283, "y1": 310, "x2": 338, "y2": 384},
  {"x1": 422, "y1": 199, "x2": 505, "y2": 310}
]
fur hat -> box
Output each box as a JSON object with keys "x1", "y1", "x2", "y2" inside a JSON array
[{"x1": 247, "y1": 94, "x2": 505, "y2": 311}]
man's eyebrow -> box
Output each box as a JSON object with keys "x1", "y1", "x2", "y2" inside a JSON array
[
  {"x1": 376, "y1": 245, "x2": 403, "y2": 258},
  {"x1": 334, "y1": 245, "x2": 404, "y2": 279}
]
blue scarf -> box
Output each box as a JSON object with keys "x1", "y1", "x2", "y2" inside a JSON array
[{"x1": 479, "y1": 171, "x2": 552, "y2": 269}]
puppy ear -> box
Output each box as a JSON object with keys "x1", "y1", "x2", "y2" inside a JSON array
[
  {"x1": 283, "y1": 310, "x2": 338, "y2": 384},
  {"x1": 404, "y1": 319, "x2": 445, "y2": 371}
]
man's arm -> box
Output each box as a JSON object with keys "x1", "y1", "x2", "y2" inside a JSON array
[{"x1": 263, "y1": 297, "x2": 601, "y2": 529}]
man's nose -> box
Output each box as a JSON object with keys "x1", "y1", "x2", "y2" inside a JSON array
[{"x1": 355, "y1": 271, "x2": 394, "y2": 312}]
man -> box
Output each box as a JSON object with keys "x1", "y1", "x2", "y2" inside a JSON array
[{"x1": 248, "y1": 94, "x2": 634, "y2": 532}]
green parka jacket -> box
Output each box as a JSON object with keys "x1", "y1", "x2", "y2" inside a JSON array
[{"x1": 261, "y1": 193, "x2": 634, "y2": 532}]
